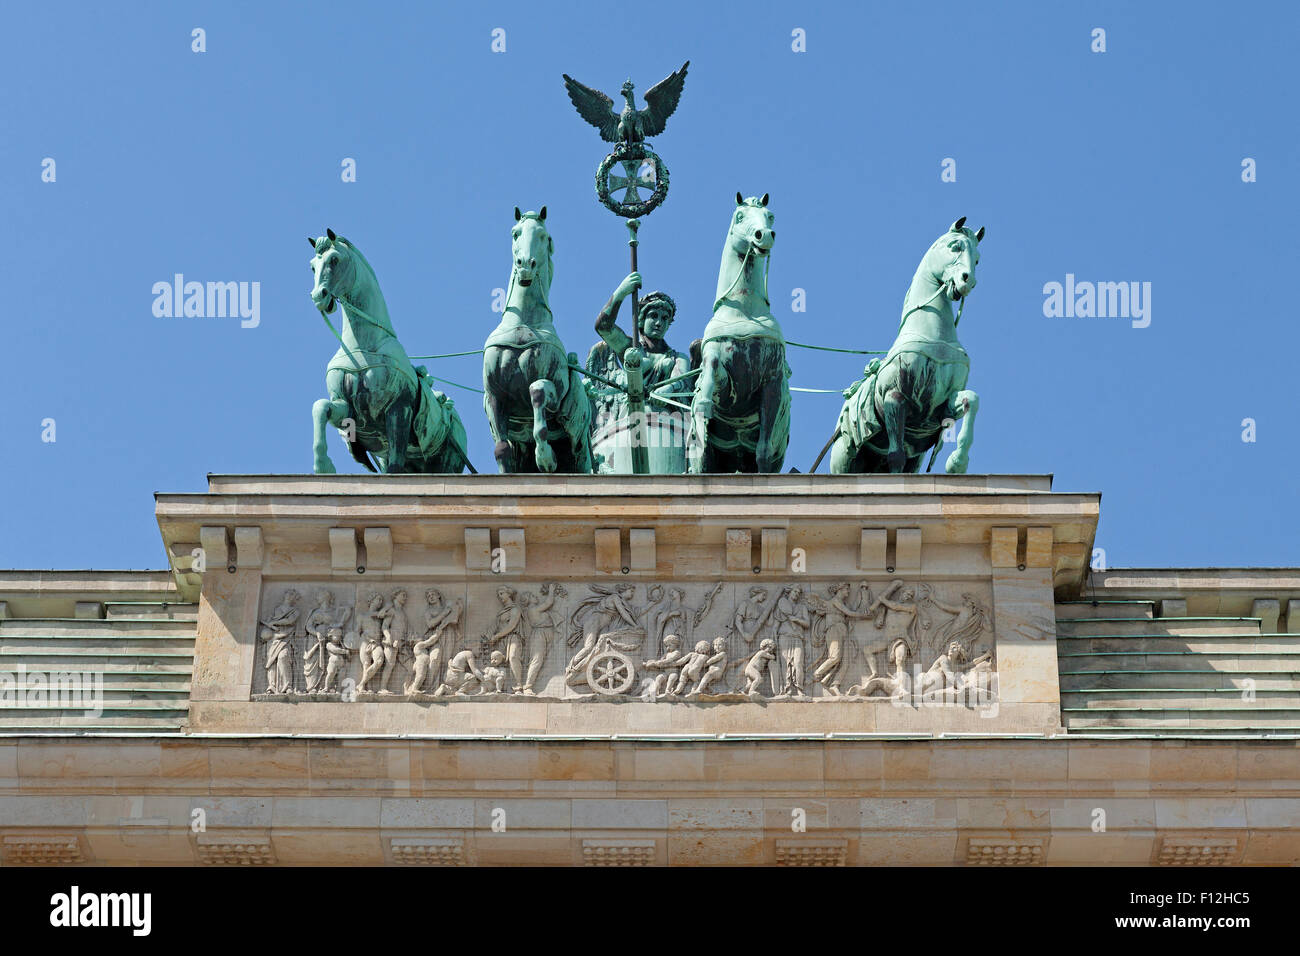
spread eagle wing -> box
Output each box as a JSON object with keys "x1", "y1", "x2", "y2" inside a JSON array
[
  {"x1": 639, "y1": 61, "x2": 689, "y2": 137},
  {"x1": 562, "y1": 74, "x2": 619, "y2": 142}
]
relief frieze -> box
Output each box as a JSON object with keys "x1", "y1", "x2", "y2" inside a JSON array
[{"x1": 252, "y1": 579, "x2": 997, "y2": 706}]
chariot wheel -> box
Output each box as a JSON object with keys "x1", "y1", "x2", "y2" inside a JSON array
[{"x1": 585, "y1": 649, "x2": 636, "y2": 697}]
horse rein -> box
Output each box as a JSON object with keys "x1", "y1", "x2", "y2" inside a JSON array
[
  {"x1": 316, "y1": 284, "x2": 419, "y2": 382},
  {"x1": 713, "y1": 239, "x2": 772, "y2": 313},
  {"x1": 899, "y1": 248, "x2": 970, "y2": 329}
]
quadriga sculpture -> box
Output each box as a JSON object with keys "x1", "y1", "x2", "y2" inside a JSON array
[
  {"x1": 689, "y1": 193, "x2": 791, "y2": 473},
  {"x1": 483, "y1": 207, "x2": 594, "y2": 473},
  {"x1": 829, "y1": 217, "x2": 984, "y2": 474},
  {"x1": 308, "y1": 230, "x2": 470, "y2": 474}
]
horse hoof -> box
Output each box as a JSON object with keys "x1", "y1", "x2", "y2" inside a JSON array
[
  {"x1": 887, "y1": 450, "x2": 907, "y2": 473},
  {"x1": 535, "y1": 442, "x2": 557, "y2": 473},
  {"x1": 314, "y1": 456, "x2": 337, "y2": 474},
  {"x1": 494, "y1": 441, "x2": 513, "y2": 472}
]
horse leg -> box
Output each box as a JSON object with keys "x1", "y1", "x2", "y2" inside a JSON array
[
  {"x1": 828, "y1": 433, "x2": 848, "y2": 474},
  {"x1": 689, "y1": 343, "x2": 726, "y2": 474},
  {"x1": 384, "y1": 399, "x2": 413, "y2": 474},
  {"x1": 529, "y1": 379, "x2": 558, "y2": 473},
  {"x1": 755, "y1": 380, "x2": 787, "y2": 473},
  {"x1": 484, "y1": 389, "x2": 513, "y2": 474},
  {"x1": 312, "y1": 397, "x2": 350, "y2": 474},
  {"x1": 438, "y1": 409, "x2": 471, "y2": 475},
  {"x1": 944, "y1": 389, "x2": 980, "y2": 474},
  {"x1": 882, "y1": 389, "x2": 909, "y2": 473}
]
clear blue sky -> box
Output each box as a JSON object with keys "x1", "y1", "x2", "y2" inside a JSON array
[{"x1": 2, "y1": 0, "x2": 1296, "y2": 571}]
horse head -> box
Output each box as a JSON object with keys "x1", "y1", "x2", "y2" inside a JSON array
[
  {"x1": 714, "y1": 193, "x2": 776, "y2": 312},
  {"x1": 511, "y1": 206, "x2": 554, "y2": 297},
  {"x1": 307, "y1": 227, "x2": 357, "y2": 314},
  {"x1": 728, "y1": 192, "x2": 775, "y2": 259},
  {"x1": 928, "y1": 216, "x2": 985, "y2": 302}
]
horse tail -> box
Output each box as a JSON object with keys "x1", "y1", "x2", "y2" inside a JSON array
[
  {"x1": 349, "y1": 441, "x2": 378, "y2": 472},
  {"x1": 448, "y1": 418, "x2": 477, "y2": 475},
  {"x1": 809, "y1": 428, "x2": 839, "y2": 473}
]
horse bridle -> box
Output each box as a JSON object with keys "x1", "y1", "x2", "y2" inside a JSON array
[
  {"x1": 713, "y1": 236, "x2": 772, "y2": 313},
  {"x1": 899, "y1": 247, "x2": 971, "y2": 329}
]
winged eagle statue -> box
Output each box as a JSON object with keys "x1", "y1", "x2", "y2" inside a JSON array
[{"x1": 562, "y1": 61, "x2": 690, "y2": 145}]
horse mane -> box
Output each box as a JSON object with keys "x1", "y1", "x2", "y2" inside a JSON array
[
  {"x1": 335, "y1": 237, "x2": 378, "y2": 290},
  {"x1": 537, "y1": 228, "x2": 555, "y2": 303},
  {"x1": 899, "y1": 228, "x2": 976, "y2": 328},
  {"x1": 332, "y1": 237, "x2": 396, "y2": 334}
]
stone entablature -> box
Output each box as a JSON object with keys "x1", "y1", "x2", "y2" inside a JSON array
[
  {"x1": 153, "y1": 474, "x2": 1099, "y2": 737},
  {"x1": 1, "y1": 735, "x2": 1296, "y2": 866}
]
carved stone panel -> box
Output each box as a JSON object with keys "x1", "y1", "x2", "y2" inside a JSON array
[{"x1": 250, "y1": 578, "x2": 997, "y2": 707}]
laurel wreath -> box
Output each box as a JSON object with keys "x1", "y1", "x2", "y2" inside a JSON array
[{"x1": 595, "y1": 144, "x2": 670, "y2": 218}]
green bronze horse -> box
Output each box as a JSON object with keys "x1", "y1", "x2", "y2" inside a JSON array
[
  {"x1": 829, "y1": 217, "x2": 984, "y2": 474},
  {"x1": 483, "y1": 207, "x2": 593, "y2": 473},
  {"x1": 308, "y1": 229, "x2": 470, "y2": 474},
  {"x1": 689, "y1": 193, "x2": 791, "y2": 473}
]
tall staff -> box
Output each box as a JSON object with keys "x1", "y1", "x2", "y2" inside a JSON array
[{"x1": 562, "y1": 62, "x2": 689, "y2": 474}]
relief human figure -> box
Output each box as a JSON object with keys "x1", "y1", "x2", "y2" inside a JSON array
[
  {"x1": 920, "y1": 641, "x2": 994, "y2": 698},
  {"x1": 378, "y1": 588, "x2": 412, "y2": 694},
  {"x1": 733, "y1": 588, "x2": 777, "y2": 644},
  {"x1": 422, "y1": 588, "x2": 447, "y2": 665},
  {"x1": 300, "y1": 590, "x2": 348, "y2": 697},
  {"x1": 641, "y1": 585, "x2": 670, "y2": 651},
  {"x1": 406, "y1": 631, "x2": 439, "y2": 695},
  {"x1": 849, "y1": 638, "x2": 913, "y2": 699},
  {"x1": 772, "y1": 586, "x2": 811, "y2": 697},
  {"x1": 479, "y1": 650, "x2": 510, "y2": 694},
  {"x1": 925, "y1": 593, "x2": 990, "y2": 665},
  {"x1": 654, "y1": 587, "x2": 695, "y2": 653},
  {"x1": 259, "y1": 589, "x2": 301, "y2": 694},
  {"x1": 638, "y1": 634, "x2": 684, "y2": 701},
  {"x1": 859, "y1": 580, "x2": 910, "y2": 677},
  {"x1": 322, "y1": 626, "x2": 355, "y2": 693},
  {"x1": 733, "y1": 587, "x2": 780, "y2": 693},
  {"x1": 406, "y1": 590, "x2": 457, "y2": 695},
  {"x1": 566, "y1": 584, "x2": 641, "y2": 682},
  {"x1": 669, "y1": 640, "x2": 713, "y2": 696},
  {"x1": 692, "y1": 635, "x2": 730, "y2": 695},
  {"x1": 742, "y1": 639, "x2": 778, "y2": 697},
  {"x1": 482, "y1": 586, "x2": 527, "y2": 691},
  {"x1": 433, "y1": 597, "x2": 463, "y2": 666},
  {"x1": 433, "y1": 648, "x2": 487, "y2": 697},
  {"x1": 651, "y1": 583, "x2": 722, "y2": 657},
  {"x1": 519, "y1": 583, "x2": 565, "y2": 695},
  {"x1": 356, "y1": 590, "x2": 390, "y2": 692},
  {"x1": 809, "y1": 583, "x2": 876, "y2": 696}
]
